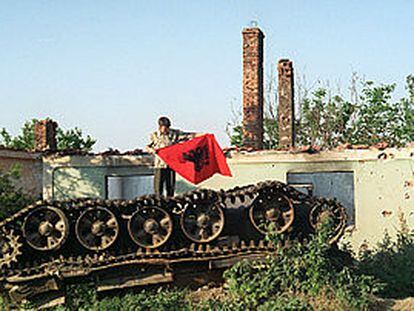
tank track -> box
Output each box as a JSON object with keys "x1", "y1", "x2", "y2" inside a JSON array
[{"x1": 0, "y1": 180, "x2": 347, "y2": 306}]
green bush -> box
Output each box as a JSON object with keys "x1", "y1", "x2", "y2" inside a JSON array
[
  {"x1": 0, "y1": 165, "x2": 33, "y2": 221},
  {"x1": 358, "y1": 216, "x2": 414, "y2": 298},
  {"x1": 58, "y1": 285, "x2": 191, "y2": 311},
  {"x1": 222, "y1": 221, "x2": 380, "y2": 311},
  {"x1": 63, "y1": 283, "x2": 97, "y2": 311},
  {"x1": 98, "y1": 288, "x2": 189, "y2": 311}
]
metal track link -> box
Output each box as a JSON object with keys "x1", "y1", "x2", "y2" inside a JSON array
[{"x1": 0, "y1": 180, "x2": 347, "y2": 305}]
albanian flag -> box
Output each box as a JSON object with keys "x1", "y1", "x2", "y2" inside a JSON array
[{"x1": 156, "y1": 134, "x2": 232, "y2": 184}]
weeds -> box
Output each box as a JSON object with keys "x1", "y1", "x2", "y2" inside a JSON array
[
  {"x1": 64, "y1": 283, "x2": 97, "y2": 310},
  {"x1": 358, "y1": 214, "x2": 414, "y2": 298},
  {"x1": 56, "y1": 286, "x2": 191, "y2": 311},
  {"x1": 222, "y1": 220, "x2": 380, "y2": 310},
  {"x1": 0, "y1": 165, "x2": 33, "y2": 221}
]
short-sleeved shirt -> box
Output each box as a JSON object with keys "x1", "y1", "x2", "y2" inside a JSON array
[{"x1": 147, "y1": 128, "x2": 194, "y2": 168}]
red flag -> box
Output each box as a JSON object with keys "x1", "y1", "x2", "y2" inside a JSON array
[{"x1": 156, "y1": 134, "x2": 232, "y2": 184}]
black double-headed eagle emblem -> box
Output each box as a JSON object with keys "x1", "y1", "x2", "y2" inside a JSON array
[{"x1": 182, "y1": 146, "x2": 210, "y2": 172}]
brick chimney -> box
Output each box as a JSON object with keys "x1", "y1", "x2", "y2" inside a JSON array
[
  {"x1": 277, "y1": 59, "x2": 295, "y2": 149},
  {"x1": 242, "y1": 27, "x2": 264, "y2": 149},
  {"x1": 34, "y1": 119, "x2": 57, "y2": 152}
]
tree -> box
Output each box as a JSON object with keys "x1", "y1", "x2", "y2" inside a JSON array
[
  {"x1": 0, "y1": 120, "x2": 36, "y2": 151},
  {"x1": 227, "y1": 69, "x2": 280, "y2": 149},
  {"x1": 295, "y1": 89, "x2": 356, "y2": 148},
  {"x1": 228, "y1": 74, "x2": 414, "y2": 148},
  {"x1": 262, "y1": 68, "x2": 279, "y2": 149},
  {"x1": 0, "y1": 165, "x2": 33, "y2": 221},
  {"x1": 350, "y1": 76, "x2": 414, "y2": 146},
  {"x1": 56, "y1": 127, "x2": 96, "y2": 151},
  {"x1": 0, "y1": 119, "x2": 96, "y2": 151},
  {"x1": 400, "y1": 75, "x2": 414, "y2": 143}
]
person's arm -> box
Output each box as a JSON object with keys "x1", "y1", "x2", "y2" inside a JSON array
[
  {"x1": 176, "y1": 129, "x2": 205, "y2": 141},
  {"x1": 146, "y1": 133, "x2": 157, "y2": 154},
  {"x1": 193, "y1": 132, "x2": 206, "y2": 137}
]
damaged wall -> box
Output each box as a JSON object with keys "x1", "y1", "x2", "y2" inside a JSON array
[
  {"x1": 42, "y1": 154, "x2": 194, "y2": 200},
  {"x1": 199, "y1": 148, "x2": 414, "y2": 250},
  {"x1": 43, "y1": 148, "x2": 414, "y2": 251},
  {"x1": 0, "y1": 149, "x2": 43, "y2": 198}
]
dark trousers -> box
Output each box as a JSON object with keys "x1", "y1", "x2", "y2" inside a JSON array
[{"x1": 154, "y1": 167, "x2": 176, "y2": 197}]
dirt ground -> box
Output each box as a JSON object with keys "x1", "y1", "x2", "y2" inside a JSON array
[
  {"x1": 186, "y1": 284, "x2": 227, "y2": 303},
  {"x1": 374, "y1": 297, "x2": 414, "y2": 311}
]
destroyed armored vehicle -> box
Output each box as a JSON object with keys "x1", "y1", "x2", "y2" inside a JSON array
[{"x1": 0, "y1": 180, "x2": 346, "y2": 305}]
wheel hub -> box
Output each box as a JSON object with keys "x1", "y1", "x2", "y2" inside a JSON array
[
  {"x1": 143, "y1": 219, "x2": 159, "y2": 235},
  {"x1": 197, "y1": 213, "x2": 210, "y2": 228},
  {"x1": 38, "y1": 221, "x2": 53, "y2": 237},
  {"x1": 91, "y1": 220, "x2": 106, "y2": 236},
  {"x1": 265, "y1": 208, "x2": 280, "y2": 221}
]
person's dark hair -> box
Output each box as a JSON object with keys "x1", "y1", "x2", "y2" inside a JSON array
[{"x1": 158, "y1": 116, "x2": 171, "y2": 128}]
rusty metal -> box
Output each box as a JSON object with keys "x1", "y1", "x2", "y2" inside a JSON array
[
  {"x1": 0, "y1": 230, "x2": 22, "y2": 269},
  {"x1": 75, "y1": 207, "x2": 119, "y2": 251},
  {"x1": 23, "y1": 206, "x2": 68, "y2": 251},
  {"x1": 309, "y1": 198, "x2": 347, "y2": 243},
  {"x1": 249, "y1": 193, "x2": 294, "y2": 234},
  {"x1": 0, "y1": 180, "x2": 347, "y2": 307},
  {"x1": 128, "y1": 206, "x2": 172, "y2": 249},
  {"x1": 180, "y1": 200, "x2": 224, "y2": 243}
]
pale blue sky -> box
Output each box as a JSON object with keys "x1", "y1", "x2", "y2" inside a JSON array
[{"x1": 1, "y1": 1, "x2": 413, "y2": 151}]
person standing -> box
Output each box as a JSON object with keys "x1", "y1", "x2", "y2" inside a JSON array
[{"x1": 146, "y1": 116, "x2": 198, "y2": 197}]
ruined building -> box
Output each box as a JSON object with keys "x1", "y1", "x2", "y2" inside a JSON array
[{"x1": 0, "y1": 27, "x2": 413, "y2": 252}]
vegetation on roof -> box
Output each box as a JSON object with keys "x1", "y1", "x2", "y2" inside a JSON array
[
  {"x1": 228, "y1": 74, "x2": 414, "y2": 149},
  {"x1": 0, "y1": 119, "x2": 96, "y2": 152}
]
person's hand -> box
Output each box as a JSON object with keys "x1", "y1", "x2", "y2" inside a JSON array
[
  {"x1": 194, "y1": 132, "x2": 207, "y2": 137},
  {"x1": 145, "y1": 145, "x2": 155, "y2": 154}
]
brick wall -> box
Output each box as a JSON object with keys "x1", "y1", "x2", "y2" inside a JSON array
[
  {"x1": 242, "y1": 27, "x2": 264, "y2": 149},
  {"x1": 34, "y1": 120, "x2": 57, "y2": 152},
  {"x1": 277, "y1": 59, "x2": 295, "y2": 148}
]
